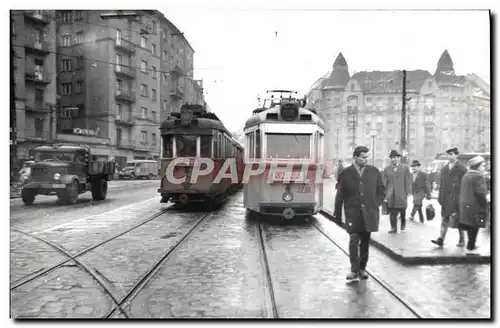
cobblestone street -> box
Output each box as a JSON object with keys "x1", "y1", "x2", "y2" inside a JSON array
[{"x1": 10, "y1": 180, "x2": 491, "y2": 318}]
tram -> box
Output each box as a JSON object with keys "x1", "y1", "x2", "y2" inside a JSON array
[
  {"x1": 243, "y1": 90, "x2": 325, "y2": 220},
  {"x1": 158, "y1": 104, "x2": 244, "y2": 207}
]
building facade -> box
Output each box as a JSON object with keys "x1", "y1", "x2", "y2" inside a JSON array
[
  {"x1": 307, "y1": 50, "x2": 490, "y2": 170},
  {"x1": 12, "y1": 10, "x2": 58, "y2": 161},
  {"x1": 52, "y1": 10, "x2": 204, "y2": 167}
]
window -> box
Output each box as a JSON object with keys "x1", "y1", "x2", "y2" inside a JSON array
[
  {"x1": 141, "y1": 84, "x2": 148, "y2": 97},
  {"x1": 140, "y1": 36, "x2": 147, "y2": 48},
  {"x1": 152, "y1": 111, "x2": 157, "y2": 122},
  {"x1": 141, "y1": 131, "x2": 147, "y2": 144},
  {"x1": 151, "y1": 43, "x2": 156, "y2": 55},
  {"x1": 116, "y1": 128, "x2": 122, "y2": 146},
  {"x1": 163, "y1": 50, "x2": 168, "y2": 60},
  {"x1": 175, "y1": 135, "x2": 197, "y2": 157},
  {"x1": 162, "y1": 29, "x2": 167, "y2": 39},
  {"x1": 74, "y1": 10, "x2": 83, "y2": 21},
  {"x1": 12, "y1": 18, "x2": 15, "y2": 35},
  {"x1": 162, "y1": 100, "x2": 167, "y2": 110},
  {"x1": 152, "y1": 66, "x2": 157, "y2": 79},
  {"x1": 35, "y1": 89, "x2": 44, "y2": 104},
  {"x1": 62, "y1": 83, "x2": 72, "y2": 95},
  {"x1": 141, "y1": 61, "x2": 147, "y2": 73},
  {"x1": 76, "y1": 56, "x2": 84, "y2": 69},
  {"x1": 163, "y1": 135, "x2": 173, "y2": 158},
  {"x1": 255, "y1": 129, "x2": 261, "y2": 158},
  {"x1": 116, "y1": 29, "x2": 122, "y2": 43},
  {"x1": 152, "y1": 133, "x2": 157, "y2": 145},
  {"x1": 200, "y1": 135, "x2": 212, "y2": 157},
  {"x1": 351, "y1": 83, "x2": 355, "y2": 90},
  {"x1": 116, "y1": 54, "x2": 122, "y2": 70},
  {"x1": 76, "y1": 81, "x2": 84, "y2": 93},
  {"x1": 141, "y1": 107, "x2": 147, "y2": 119},
  {"x1": 266, "y1": 133, "x2": 311, "y2": 159},
  {"x1": 76, "y1": 31, "x2": 84, "y2": 44},
  {"x1": 61, "y1": 59, "x2": 72, "y2": 71},
  {"x1": 152, "y1": 89, "x2": 157, "y2": 101},
  {"x1": 117, "y1": 104, "x2": 123, "y2": 119},
  {"x1": 61, "y1": 11, "x2": 72, "y2": 23},
  {"x1": 152, "y1": 21, "x2": 157, "y2": 34},
  {"x1": 61, "y1": 35, "x2": 71, "y2": 47},
  {"x1": 116, "y1": 80, "x2": 123, "y2": 91}
]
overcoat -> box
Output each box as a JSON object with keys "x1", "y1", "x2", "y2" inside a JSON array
[
  {"x1": 412, "y1": 171, "x2": 431, "y2": 205},
  {"x1": 382, "y1": 164, "x2": 412, "y2": 209},
  {"x1": 334, "y1": 165, "x2": 386, "y2": 233},
  {"x1": 438, "y1": 163, "x2": 467, "y2": 218},
  {"x1": 459, "y1": 170, "x2": 488, "y2": 229}
]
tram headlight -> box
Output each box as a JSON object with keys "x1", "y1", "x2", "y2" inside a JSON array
[
  {"x1": 53, "y1": 173, "x2": 61, "y2": 180},
  {"x1": 283, "y1": 191, "x2": 293, "y2": 202}
]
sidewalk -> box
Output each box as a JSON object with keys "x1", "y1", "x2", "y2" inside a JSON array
[{"x1": 321, "y1": 177, "x2": 490, "y2": 265}]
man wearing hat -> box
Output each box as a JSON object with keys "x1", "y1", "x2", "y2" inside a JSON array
[
  {"x1": 431, "y1": 147, "x2": 466, "y2": 247},
  {"x1": 382, "y1": 150, "x2": 412, "y2": 233},
  {"x1": 409, "y1": 160, "x2": 432, "y2": 222}
]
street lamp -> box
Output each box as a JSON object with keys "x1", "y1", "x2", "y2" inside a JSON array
[{"x1": 370, "y1": 129, "x2": 377, "y2": 165}]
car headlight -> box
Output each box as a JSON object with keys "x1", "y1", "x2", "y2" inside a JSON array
[
  {"x1": 53, "y1": 173, "x2": 61, "y2": 180},
  {"x1": 283, "y1": 191, "x2": 293, "y2": 202}
]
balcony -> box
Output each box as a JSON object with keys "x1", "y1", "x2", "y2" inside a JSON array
[
  {"x1": 25, "y1": 71, "x2": 52, "y2": 85},
  {"x1": 25, "y1": 40, "x2": 50, "y2": 55},
  {"x1": 135, "y1": 142, "x2": 158, "y2": 152},
  {"x1": 25, "y1": 101, "x2": 51, "y2": 113},
  {"x1": 117, "y1": 141, "x2": 135, "y2": 149},
  {"x1": 23, "y1": 10, "x2": 51, "y2": 25},
  {"x1": 115, "y1": 65, "x2": 136, "y2": 80},
  {"x1": 114, "y1": 114, "x2": 135, "y2": 127},
  {"x1": 115, "y1": 38, "x2": 136, "y2": 54},
  {"x1": 115, "y1": 90, "x2": 136, "y2": 103},
  {"x1": 169, "y1": 64, "x2": 184, "y2": 76},
  {"x1": 169, "y1": 86, "x2": 184, "y2": 99},
  {"x1": 23, "y1": 129, "x2": 49, "y2": 141}
]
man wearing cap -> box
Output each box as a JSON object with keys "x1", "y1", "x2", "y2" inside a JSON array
[
  {"x1": 409, "y1": 160, "x2": 432, "y2": 223},
  {"x1": 382, "y1": 150, "x2": 412, "y2": 233},
  {"x1": 431, "y1": 147, "x2": 466, "y2": 247}
]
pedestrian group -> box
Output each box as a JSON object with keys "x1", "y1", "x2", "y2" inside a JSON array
[{"x1": 334, "y1": 146, "x2": 490, "y2": 282}]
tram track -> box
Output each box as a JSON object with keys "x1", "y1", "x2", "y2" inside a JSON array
[
  {"x1": 104, "y1": 211, "x2": 214, "y2": 318},
  {"x1": 11, "y1": 207, "x2": 171, "y2": 290},
  {"x1": 256, "y1": 223, "x2": 279, "y2": 319},
  {"x1": 309, "y1": 215, "x2": 425, "y2": 319}
]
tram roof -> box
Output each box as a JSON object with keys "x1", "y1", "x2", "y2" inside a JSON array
[
  {"x1": 244, "y1": 106, "x2": 325, "y2": 129},
  {"x1": 160, "y1": 117, "x2": 232, "y2": 135}
]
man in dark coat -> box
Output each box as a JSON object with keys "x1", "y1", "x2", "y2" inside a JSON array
[
  {"x1": 409, "y1": 160, "x2": 432, "y2": 222},
  {"x1": 431, "y1": 147, "x2": 466, "y2": 247},
  {"x1": 333, "y1": 146, "x2": 385, "y2": 282},
  {"x1": 382, "y1": 150, "x2": 412, "y2": 233}
]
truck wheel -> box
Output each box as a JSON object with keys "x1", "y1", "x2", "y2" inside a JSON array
[
  {"x1": 91, "y1": 178, "x2": 108, "y2": 200},
  {"x1": 60, "y1": 181, "x2": 79, "y2": 205},
  {"x1": 21, "y1": 189, "x2": 36, "y2": 206}
]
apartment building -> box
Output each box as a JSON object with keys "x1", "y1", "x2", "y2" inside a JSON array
[
  {"x1": 307, "y1": 50, "x2": 490, "y2": 169},
  {"x1": 12, "y1": 10, "x2": 57, "y2": 160},
  {"x1": 54, "y1": 10, "x2": 204, "y2": 167}
]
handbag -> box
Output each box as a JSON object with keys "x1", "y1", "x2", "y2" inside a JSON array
[
  {"x1": 382, "y1": 200, "x2": 389, "y2": 215},
  {"x1": 426, "y1": 204, "x2": 435, "y2": 221}
]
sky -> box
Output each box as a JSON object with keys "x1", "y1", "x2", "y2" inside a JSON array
[{"x1": 158, "y1": 7, "x2": 490, "y2": 133}]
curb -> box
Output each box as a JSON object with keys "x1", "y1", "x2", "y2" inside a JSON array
[{"x1": 319, "y1": 209, "x2": 490, "y2": 266}]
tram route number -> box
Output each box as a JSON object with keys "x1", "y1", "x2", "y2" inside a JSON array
[
  {"x1": 273, "y1": 171, "x2": 304, "y2": 181},
  {"x1": 297, "y1": 185, "x2": 312, "y2": 193}
]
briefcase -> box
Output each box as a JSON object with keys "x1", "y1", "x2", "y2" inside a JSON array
[{"x1": 426, "y1": 204, "x2": 435, "y2": 221}]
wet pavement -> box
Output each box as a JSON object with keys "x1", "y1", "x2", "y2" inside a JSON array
[
  {"x1": 321, "y1": 177, "x2": 491, "y2": 265},
  {"x1": 10, "y1": 182, "x2": 491, "y2": 318}
]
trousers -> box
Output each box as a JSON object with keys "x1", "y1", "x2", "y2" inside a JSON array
[
  {"x1": 389, "y1": 208, "x2": 406, "y2": 231},
  {"x1": 411, "y1": 204, "x2": 424, "y2": 222},
  {"x1": 349, "y1": 232, "x2": 371, "y2": 272}
]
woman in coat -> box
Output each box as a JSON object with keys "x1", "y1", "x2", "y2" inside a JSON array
[{"x1": 459, "y1": 156, "x2": 490, "y2": 252}]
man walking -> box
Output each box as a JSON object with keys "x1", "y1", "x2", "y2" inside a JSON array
[
  {"x1": 333, "y1": 146, "x2": 385, "y2": 282},
  {"x1": 409, "y1": 160, "x2": 432, "y2": 223},
  {"x1": 431, "y1": 147, "x2": 466, "y2": 247},
  {"x1": 383, "y1": 150, "x2": 412, "y2": 233}
]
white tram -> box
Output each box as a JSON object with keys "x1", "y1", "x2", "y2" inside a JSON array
[{"x1": 243, "y1": 90, "x2": 325, "y2": 220}]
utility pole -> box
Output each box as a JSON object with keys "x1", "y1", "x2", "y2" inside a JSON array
[
  {"x1": 400, "y1": 69, "x2": 407, "y2": 164},
  {"x1": 10, "y1": 10, "x2": 18, "y2": 182}
]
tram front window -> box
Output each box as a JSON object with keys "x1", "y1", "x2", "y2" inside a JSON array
[
  {"x1": 162, "y1": 135, "x2": 174, "y2": 158},
  {"x1": 175, "y1": 135, "x2": 197, "y2": 157},
  {"x1": 266, "y1": 133, "x2": 311, "y2": 159}
]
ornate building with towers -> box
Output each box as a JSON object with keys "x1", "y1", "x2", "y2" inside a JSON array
[{"x1": 307, "y1": 50, "x2": 490, "y2": 172}]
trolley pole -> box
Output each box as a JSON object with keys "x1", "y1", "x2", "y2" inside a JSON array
[
  {"x1": 400, "y1": 70, "x2": 407, "y2": 164},
  {"x1": 10, "y1": 10, "x2": 18, "y2": 182}
]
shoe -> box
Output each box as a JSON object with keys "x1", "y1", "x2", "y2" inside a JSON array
[
  {"x1": 431, "y1": 238, "x2": 444, "y2": 247},
  {"x1": 359, "y1": 270, "x2": 369, "y2": 280},
  {"x1": 346, "y1": 272, "x2": 359, "y2": 282},
  {"x1": 457, "y1": 241, "x2": 465, "y2": 247},
  {"x1": 389, "y1": 229, "x2": 397, "y2": 233},
  {"x1": 401, "y1": 226, "x2": 406, "y2": 231},
  {"x1": 409, "y1": 216, "x2": 414, "y2": 221}
]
